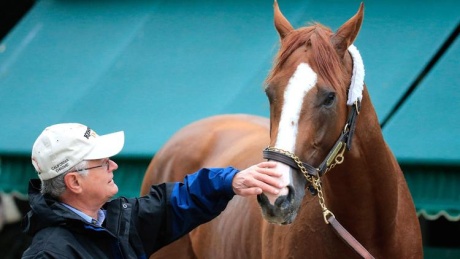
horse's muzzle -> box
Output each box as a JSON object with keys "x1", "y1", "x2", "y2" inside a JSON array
[{"x1": 257, "y1": 186, "x2": 298, "y2": 225}]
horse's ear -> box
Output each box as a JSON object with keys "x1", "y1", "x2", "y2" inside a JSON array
[
  {"x1": 331, "y1": 3, "x2": 364, "y2": 58},
  {"x1": 274, "y1": 0, "x2": 294, "y2": 39}
]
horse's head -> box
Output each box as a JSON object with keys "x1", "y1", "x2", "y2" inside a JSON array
[{"x1": 257, "y1": 2, "x2": 365, "y2": 224}]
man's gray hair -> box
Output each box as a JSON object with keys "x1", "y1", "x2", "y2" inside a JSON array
[{"x1": 41, "y1": 161, "x2": 89, "y2": 199}]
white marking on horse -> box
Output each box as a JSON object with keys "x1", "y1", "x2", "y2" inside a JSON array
[
  {"x1": 267, "y1": 63, "x2": 317, "y2": 203},
  {"x1": 276, "y1": 63, "x2": 317, "y2": 151}
]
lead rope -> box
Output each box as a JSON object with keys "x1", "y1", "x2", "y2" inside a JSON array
[{"x1": 286, "y1": 149, "x2": 374, "y2": 259}]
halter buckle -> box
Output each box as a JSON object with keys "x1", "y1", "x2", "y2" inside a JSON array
[
  {"x1": 323, "y1": 209, "x2": 335, "y2": 224},
  {"x1": 354, "y1": 100, "x2": 360, "y2": 115},
  {"x1": 325, "y1": 141, "x2": 347, "y2": 169}
]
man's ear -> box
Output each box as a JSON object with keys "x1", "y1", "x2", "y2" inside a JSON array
[{"x1": 64, "y1": 173, "x2": 83, "y2": 194}]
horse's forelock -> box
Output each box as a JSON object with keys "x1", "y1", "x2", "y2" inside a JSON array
[
  {"x1": 310, "y1": 26, "x2": 347, "y2": 89},
  {"x1": 266, "y1": 24, "x2": 347, "y2": 91}
]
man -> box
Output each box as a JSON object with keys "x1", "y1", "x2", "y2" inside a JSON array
[{"x1": 22, "y1": 123, "x2": 283, "y2": 258}]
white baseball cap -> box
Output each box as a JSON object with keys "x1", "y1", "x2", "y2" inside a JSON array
[{"x1": 31, "y1": 123, "x2": 125, "y2": 180}]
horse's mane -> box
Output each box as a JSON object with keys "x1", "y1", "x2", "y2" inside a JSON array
[{"x1": 266, "y1": 23, "x2": 347, "y2": 89}]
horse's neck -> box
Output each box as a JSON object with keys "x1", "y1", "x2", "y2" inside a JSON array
[{"x1": 322, "y1": 95, "x2": 402, "y2": 229}]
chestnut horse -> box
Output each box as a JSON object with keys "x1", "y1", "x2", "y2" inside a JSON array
[{"x1": 141, "y1": 2, "x2": 423, "y2": 258}]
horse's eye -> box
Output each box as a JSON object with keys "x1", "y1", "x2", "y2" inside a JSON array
[{"x1": 323, "y1": 92, "x2": 335, "y2": 107}]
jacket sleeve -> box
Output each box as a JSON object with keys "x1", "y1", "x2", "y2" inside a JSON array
[
  {"x1": 133, "y1": 166, "x2": 238, "y2": 255},
  {"x1": 169, "y1": 167, "x2": 237, "y2": 237}
]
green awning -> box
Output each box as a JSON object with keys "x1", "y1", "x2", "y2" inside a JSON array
[
  {"x1": 383, "y1": 35, "x2": 460, "y2": 165},
  {"x1": 404, "y1": 165, "x2": 460, "y2": 221},
  {"x1": 1, "y1": 0, "x2": 459, "y2": 158},
  {"x1": 382, "y1": 29, "x2": 460, "y2": 222}
]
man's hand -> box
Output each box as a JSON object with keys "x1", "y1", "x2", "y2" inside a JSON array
[{"x1": 232, "y1": 161, "x2": 283, "y2": 197}]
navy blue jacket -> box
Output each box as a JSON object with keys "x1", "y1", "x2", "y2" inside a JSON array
[{"x1": 22, "y1": 167, "x2": 238, "y2": 258}]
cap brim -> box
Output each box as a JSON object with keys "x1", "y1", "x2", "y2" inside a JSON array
[{"x1": 85, "y1": 131, "x2": 125, "y2": 160}]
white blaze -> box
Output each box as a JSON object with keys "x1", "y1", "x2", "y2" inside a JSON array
[
  {"x1": 276, "y1": 63, "x2": 317, "y2": 151},
  {"x1": 266, "y1": 63, "x2": 317, "y2": 203}
]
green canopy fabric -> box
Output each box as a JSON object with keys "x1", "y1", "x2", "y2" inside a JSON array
[
  {"x1": 1, "y1": 0, "x2": 458, "y2": 158},
  {"x1": 383, "y1": 36, "x2": 460, "y2": 164},
  {"x1": 384, "y1": 35, "x2": 460, "y2": 222},
  {"x1": 404, "y1": 166, "x2": 460, "y2": 221}
]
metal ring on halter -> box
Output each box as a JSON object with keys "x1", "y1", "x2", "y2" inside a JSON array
[{"x1": 323, "y1": 209, "x2": 335, "y2": 224}]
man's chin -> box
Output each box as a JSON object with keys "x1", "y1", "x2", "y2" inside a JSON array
[{"x1": 108, "y1": 184, "x2": 119, "y2": 198}]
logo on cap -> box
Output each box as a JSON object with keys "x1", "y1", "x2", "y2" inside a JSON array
[
  {"x1": 83, "y1": 127, "x2": 92, "y2": 139},
  {"x1": 51, "y1": 158, "x2": 70, "y2": 173}
]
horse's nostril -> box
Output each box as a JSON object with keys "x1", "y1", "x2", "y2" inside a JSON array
[
  {"x1": 256, "y1": 193, "x2": 263, "y2": 203},
  {"x1": 274, "y1": 185, "x2": 294, "y2": 208},
  {"x1": 286, "y1": 185, "x2": 294, "y2": 200}
]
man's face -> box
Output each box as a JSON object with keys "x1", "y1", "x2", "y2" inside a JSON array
[{"x1": 80, "y1": 158, "x2": 119, "y2": 203}]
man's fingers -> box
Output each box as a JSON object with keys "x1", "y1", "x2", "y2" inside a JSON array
[
  {"x1": 242, "y1": 175, "x2": 281, "y2": 195},
  {"x1": 237, "y1": 187, "x2": 263, "y2": 197},
  {"x1": 256, "y1": 181, "x2": 281, "y2": 195},
  {"x1": 256, "y1": 167, "x2": 282, "y2": 177},
  {"x1": 257, "y1": 161, "x2": 277, "y2": 168},
  {"x1": 253, "y1": 170, "x2": 284, "y2": 188}
]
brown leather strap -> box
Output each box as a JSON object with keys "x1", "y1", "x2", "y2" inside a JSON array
[
  {"x1": 263, "y1": 149, "x2": 319, "y2": 177},
  {"x1": 327, "y1": 216, "x2": 375, "y2": 259}
]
